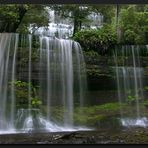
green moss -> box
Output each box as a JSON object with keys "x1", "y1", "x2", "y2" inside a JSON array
[
  {"x1": 73, "y1": 102, "x2": 123, "y2": 126},
  {"x1": 94, "y1": 102, "x2": 121, "y2": 111},
  {"x1": 87, "y1": 115, "x2": 105, "y2": 124},
  {"x1": 74, "y1": 111, "x2": 105, "y2": 126}
]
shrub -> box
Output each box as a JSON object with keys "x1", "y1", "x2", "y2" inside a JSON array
[
  {"x1": 31, "y1": 97, "x2": 42, "y2": 108},
  {"x1": 143, "y1": 100, "x2": 148, "y2": 108},
  {"x1": 8, "y1": 80, "x2": 42, "y2": 109},
  {"x1": 73, "y1": 25, "x2": 117, "y2": 55},
  {"x1": 123, "y1": 29, "x2": 137, "y2": 44},
  {"x1": 119, "y1": 7, "x2": 148, "y2": 45}
]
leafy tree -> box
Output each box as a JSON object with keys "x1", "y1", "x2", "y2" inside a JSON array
[
  {"x1": 17, "y1": 5, "x2": 49, "y2": 34},
  {"x1": 119, "y1": 5, "x2": 148, "y2": 44},
  {"x1": 73, "y1": 25, "x2": 117, "y2": 55},
  {"x1": 135, "y1": 4, "x2": 148, "y2": 12},
  {"x1": 0, "y1": 4, "x2": 28, "y2": 32},
  {"x1": 0, "y1": 4, "x2": 49, "y2": 33}
]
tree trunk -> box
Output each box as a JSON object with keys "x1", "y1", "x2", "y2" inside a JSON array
[
  {"x1": 73, "y1": 17, "x2": 79, "y2": 36},
  {"x1": 12, "y1": 5, "x2": 27, "y2": 32}
]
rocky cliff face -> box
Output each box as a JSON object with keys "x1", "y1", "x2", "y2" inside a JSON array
[{"x1": 10, "y1": 55, "x2": 148, "y2": 105}]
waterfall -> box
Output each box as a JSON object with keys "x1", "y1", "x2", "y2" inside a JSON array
[
  {"x1": 30, "y1": 7, "x2": 103, "y2": 38},
  {"x1": 28, "y1": 35, "x2": 32, "y2": 116},
  {"x1": 0, "y1": 33, "x2": 19, "y2": 132},
  {"x1": 114, "y1": 45, "x2": 148, "y2": 127},
  {"x1": 0, "y1": 33, "x2": 88, "y2": 133},
  {"x1": 31, "y1": 8, "x2": 74, "y2": 39},
  {"x1": 38, "y1": 37, "x2": 87, "y2": 127},
  {"x1": 10, "y1": 34, "x2": 19, "y2": 128}
]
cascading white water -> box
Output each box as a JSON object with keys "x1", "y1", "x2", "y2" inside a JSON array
[
  {"x1": 28, "y1": 35, "x2": 32, "y2": 116},
  {"x1": 31, "y1": 7, "x2": 103, "y2": 38},
  {"x1": 84, "y1": 12, "x2": 103, "y2": 29},
  {"x1": 114, "y1": 45, "x2": 147, "y2": 127},
  {"x1": 10, "y1": 33, "x2": 19, "y2": 129},
  {"x1": 38, "y1": 37, "x2": 87, "y2": 127},
  {"x1": 0, "y1": 33, "x2": 19, "y2": 133},
  {"x1": 31, "y1": 8, "x2": 74, "y2": 39},
  {"x1": 0, "y1": 33, "x2": 89, "y2": 133}
]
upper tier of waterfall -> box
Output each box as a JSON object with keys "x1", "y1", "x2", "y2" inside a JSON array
[{"x1": 29, "y1": 8, "x2": 103, "y2": 39}]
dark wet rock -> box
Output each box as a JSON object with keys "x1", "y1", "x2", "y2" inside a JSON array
[{"x1": 0, "y1": 128, "x2": 148, "y2": 144}]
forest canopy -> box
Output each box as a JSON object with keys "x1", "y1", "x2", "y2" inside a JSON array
[{"x1": 0, "y1": 4, "x2": 147, "y2": 45}]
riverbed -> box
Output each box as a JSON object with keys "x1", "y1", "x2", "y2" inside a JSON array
[{"x1": 0, "y1": 127, "x2": 147, "y2": 144}]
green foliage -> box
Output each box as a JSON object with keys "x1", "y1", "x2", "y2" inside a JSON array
[
  {"x1": 31, "y1": 97, "x2": 42, "y2": 108},
  {"x1": 125, "y1": 88, "x2": 144, "y2": 105},
  {"x1": 19, "y1": 49, "x2": 39, "y2": 65},
  {"x1": 0, "y1": 4, "x2": 28, "y2": 32},
  {"x1": 143, "y1": 100, "x2": 148, "y2": 107},
  {"x1": 9, "y1": 81, "x2": 30, "y2": 108},
  {"x1": 83, "y1": 50, "x2": 100, "y2": 58},
  {"x1": 74, "y1": 102, "x2": 122, "y2": 126},
  {"x1": 93, "y1": 102, "x2": 122, "y2": 112},
  {"x1": 127, "y1": 94, "x2": 142, "y2": 105},
  {"x1": 119, "y1": 5, "x2": 148, "y2": 44},
  {"x1": 73, "y1": 25, "x2": 117, "y2": 55},
  {"x1": 9, "y1": 80, "x2": 42, "y2": 109},
  {"x1": 0, "y1": 4, "x2": 48, "y2": 33},
  {"x1": 143, "y1": 86, "x2": 148, "y2": 107},
  {"x1": 144, "y1": 86, "x2": 148, "y2": 91},
  {"x1": 86, "y1": 67, "x2": 101, "y2": 77},
  {"x1": 127, "y1": 95, "x2": 136, "y2": 104},
  {"x1": 124, "y1": 30, "x2": 137, "y2": 44},
  {"x1": 17, "y1": 5, "x2": 49, "y2": 34},
  {"x1": 0, "y1": 5, "x2": 19, "y2": 20},
  {"x1": 17, "y1": 46, "x2": 40, "y2": 66}
]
